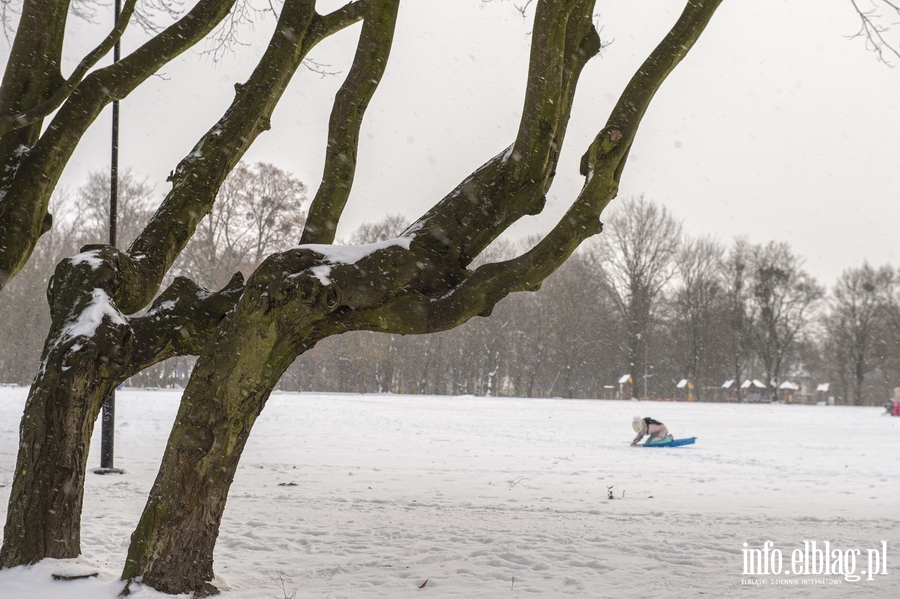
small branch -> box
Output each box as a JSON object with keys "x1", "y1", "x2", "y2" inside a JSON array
[
  {"x1": 300, "y1": 58, "x2": 341, "y2": 77},
  {"x1": 514, "y1": 0, "x2": 536, "y2": 19},
  {"x1": 507, "y1": 476, "x2": 527, "y2": 488},
  {"x1": 849, "y1": 0, "x2": 900, "y2": 65}
]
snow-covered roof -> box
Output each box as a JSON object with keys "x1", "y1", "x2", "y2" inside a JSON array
[
  {"x1": 779, "y1": 381, "x2": 800, "y2": 390},
  {"x1": 740, "y1": 379, "x2": 767, "y2": 389},
  {"x1": 722, "y1": 379, "x2": 735, "y2": 388},
  {"x1": 618, "y1": 374, "x2": 632, "y2": 384},
  {"x1": 816, "y1": 383, "x2": 830, "y2": 392},
  {"x1": 676, "y1": 379, "x2": 689, "y2": 389}
]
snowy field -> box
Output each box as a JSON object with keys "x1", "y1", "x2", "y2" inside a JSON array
[{"x1": 0, "y1": 387, "x2": 898, "y2": 598}]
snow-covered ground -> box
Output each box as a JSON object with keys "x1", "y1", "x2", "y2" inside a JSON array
[{"x1": 0, "y1": 387, "x2": 898, "y2": 598}]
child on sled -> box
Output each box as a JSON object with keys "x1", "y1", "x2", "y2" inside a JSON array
[{"x1": 631, "y1": 416, "x2": 673, "y2": 446}]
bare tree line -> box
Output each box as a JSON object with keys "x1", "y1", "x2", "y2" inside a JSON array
[{"x1": 3, "y1": 182, "x2": 897, "y2": 406}]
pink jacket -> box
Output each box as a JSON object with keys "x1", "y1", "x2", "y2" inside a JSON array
[{"x1": 632, "y1": 420, "x2": 669, "y2": 445}]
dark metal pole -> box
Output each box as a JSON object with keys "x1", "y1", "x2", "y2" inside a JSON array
[{"x1": 100, "y1": 0, "x2": 122, "y2": 472}]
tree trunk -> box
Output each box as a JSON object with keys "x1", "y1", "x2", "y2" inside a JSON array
[
  {"x1": 0, "y1": 381, "x2": 113, "y2": 565},
  {"x1": 123, "y1": 250, "x2": 338, "y2": 593},
  {"x1": 122, "y1": 358, "x2": 285, "y2": 594},
  {"x1": 0, "y1": 253, "x2": 133, "y2": 566}
]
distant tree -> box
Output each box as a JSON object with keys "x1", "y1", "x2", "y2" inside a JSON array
[
  {"x1": 347, "y1": 213, "x2": 407, "y2": 245},
  {"x1": 536, "y1": 250, "x2": 615, "y2": 398},
  {"x1": 500, "y1": 275, "x2": 553, "y2": 397},
  {"x1": 73, "y1": 169, "x2": 156, "y2": 249},
  {"x1": 824, "y1": 263, "x2": 894, "y2": 405},
  {"x1": 174, "y1": 161, "x2": 307, "y2": 289},
  {"x1": 597, "y1": 196, "x2": 681, "y2": 398},
  {"x1": 672, "y1": 237, "x2": 726, "y2": 400},
  {"x1": 721, "y1": 238, "x2": 753, "y2": 393},
  {"x1": 746, "y1": 242, "x2": 824, "y2": 401}
]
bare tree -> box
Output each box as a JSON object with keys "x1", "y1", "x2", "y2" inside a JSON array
[
  {"x1": 73, "y1": 169, "x2": 156, "y2": 249},
  {"x1": 824, "y1": 263, "x2": 895, "y2": 405},
  {"x1": 597, "y1": 196, "x2": 682, "y2": 398},
  {"x1": 673, "y1": 236, "x2": 726, "y2": 400},
  {"x1": 720, "y1": 238, "x2": 753, "y2": 396},
  {"x1": 174, "y1": 161, "x2": 308, "y2": 289},
  {"x1": 346, "y1": 213, "x2": 407, "y2": 245},
  {"x1": 746, "y1": 242, "x2": 825, "y2": 401}
]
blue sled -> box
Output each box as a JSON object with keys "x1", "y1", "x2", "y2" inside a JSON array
[{"x1": 642, "y1": 437, "x2": 696, "y2": 448}]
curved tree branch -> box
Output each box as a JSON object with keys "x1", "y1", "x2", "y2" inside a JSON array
[
  {"x1": 301, "y1": 0, "x2": 401, "y2": 245},
  {"x1": 405, "y1": 0, "x2": 601, "y2": 269},
  {"x1": 127, "y1": 272, "x2": 245, "y2": 371},
  {"x1": 581, "y1": 0, "x2": 724, "y2": 182},
  {"x1": 0, "y1": 0, "x2": 139, "y2": 137}
]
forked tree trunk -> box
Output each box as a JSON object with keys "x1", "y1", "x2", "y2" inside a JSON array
[{"x1": 0, "y1": 257, "x2": 241, "y2": 568}]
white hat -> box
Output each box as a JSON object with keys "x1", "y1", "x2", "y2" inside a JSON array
[{"x1": 631, "y1": 416, "x2": 642, "y2": 433}]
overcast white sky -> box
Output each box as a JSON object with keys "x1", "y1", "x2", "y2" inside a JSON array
[{"x1": 20, "y1": 0, "x2": 900, "y2": 286}]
